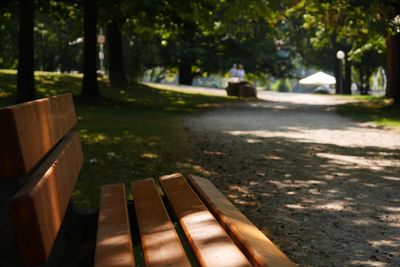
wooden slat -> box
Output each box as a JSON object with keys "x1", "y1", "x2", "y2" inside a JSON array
[
  {"x1": 0, "y1": 93, "x2": 76, "y2": 180},
  {"x1": 159, "y1": 173, "x2": 252, "y2": 267},
  {"x1": 95, "y1": 183, "x2": 134, "y2": 267},
  {"x1": 10, "y1": 132, "x2": 83, "y2": 266},
  {"x1": 187, "y1": 175, "x2": 297, "y2": 267},
  {"x1": 132, "y1": 178, "x2": 190, "y2": 267}
]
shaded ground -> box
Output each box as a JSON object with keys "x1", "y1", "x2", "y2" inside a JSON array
[{"x1": 185, "y1": 92, "x2": 400, "y2": 267}]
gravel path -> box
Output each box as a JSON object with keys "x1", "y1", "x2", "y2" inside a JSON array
[{"x1": 185, "y1": 92, "x2": 400, "y2": 267}]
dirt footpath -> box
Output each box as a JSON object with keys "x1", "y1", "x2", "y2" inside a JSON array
[{"x1": 185, "y1": 92, "x2": 400, "y2": 267}]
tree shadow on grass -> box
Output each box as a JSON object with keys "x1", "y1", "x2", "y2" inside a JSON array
[
  {"x1": 0, "y1": 71, "x2": 235, "y2": 112},
  {"x1": 0, "y1": 71, "x2": 83, "y2": 106}
]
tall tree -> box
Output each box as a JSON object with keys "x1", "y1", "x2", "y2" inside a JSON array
[
  {"x1": 99, "y1": 0, "x2": 135, "y2": 85},
  {"x1": 16, "y1": 0, "x2": 36, "y2": 103},
  {"x1": 384, "y1": 2, "x2": 400, "y2": 106},
  {"x1": 387, "y1": 33, "x2": 400, "y2": 105},
  {"x1": 291, "y1": 0, "x2": 400, "y2": 102},
  {"x1": 288, "y1": 1, "x2": 354, "y2": 94},
  {"x1": 342, "y1": 1, "x2": 399, "y2": 104},
  {"x1": 81, "y1": 0, "x2": 100, "y2": 97},
  {"x1": 107, "y1": 18, "x2": 127, "y2": 85}
]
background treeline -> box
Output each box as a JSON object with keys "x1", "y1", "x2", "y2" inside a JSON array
[{"x1": 0, "y1": 0, "x2": 399, "y2": 105}]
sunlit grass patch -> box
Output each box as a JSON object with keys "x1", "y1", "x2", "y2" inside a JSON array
[
  {"x1": 0, "y1": 69, "x2": 17, "y2": 75},
  {"x1": 0, "y1": 91, "x2": 11, "y2": 98},
  {"x1": 0, "y1": 69, "x2": 86, "y2": 105},
  {"x1": 337, "y1": 97, "x2": 400, "y2": 128},
  {"x1": 141, "y1": 152, "x2": 159, "y2": 159},
  {"x1": 0, "y1": 69, "x2": 17, "y2": 105}
]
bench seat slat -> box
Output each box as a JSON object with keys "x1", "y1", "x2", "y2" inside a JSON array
[
  {"x1": 132, "y1": 178, "x2": 190, "y2": 267},
  {"x1": 159, "y1": 173, "x2": 251, "y2": 267},
  {"x1": 187, "y1": 175, "x2": 296, "y2": 267},
  {"x1": 95, "y1": 183, "x2": 134, "y2": 267},
  {"x1": 11, "y1": 132, "x2": 83, "y2": 266}
]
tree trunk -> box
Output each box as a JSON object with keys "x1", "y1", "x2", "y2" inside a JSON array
[
  {"x1": 386, "y1": 33, "x2": 400, "y2": 106},
  {"x1": 343, "y1": 53, "x2": 352, "y2": 95},
  {"x1": 16, "y1": 0, "x2": 35, "y2": 103},
  {"x1": 178, "y1": 62, "x2": 194, "y2": 85},
  {"x1": 358, "y1": 66, "x2": 365, "y2": 95},
  {"x1": 81, "y1": 0, "x2": 100, "y2": 98},
  {"x1": 365, "y1": 69, "x2": 371, "y2": 95},
  {"x1": 107, "y1": 19, "x2": 127, "y2": 85}
]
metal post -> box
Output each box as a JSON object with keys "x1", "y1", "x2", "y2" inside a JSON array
[
  {"x1": 98, "y1": 28, "x2": 105, "y2": 72},
  {"x1": 336, "y1": 50, "x2": 345, "y2": 94},
  {"x1": 337, "y1": 59, "x2": 343, "y2": 94}
]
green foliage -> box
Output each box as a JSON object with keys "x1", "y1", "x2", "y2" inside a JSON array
[
  {"x1": 268, "y1": 78, "x2": 292, "y2": 92},
  {"x1": 35, "y1": 4, "x2": 82, "y2": 71},
  {"x1": 1, "y1": 0, "x2": 396, "y2": 86},
  {"x1": 0, "y1": 5, "x2": 18, "y2": 69},
  {"x1": 0, "y1": 70, "x2": 83, "y2": 106},
  {"x1": 278, "y1": 79, "x2": 291, "y2": 92},
  {"x1": 0, "y1": 1, "x2": 83, "y2": 72},
  {"x1": 125, "y1": 0, "x2": 296, "y2": 80},
  {"x1": 281, "y1": 0, "x2": 398, "y2": 95}
]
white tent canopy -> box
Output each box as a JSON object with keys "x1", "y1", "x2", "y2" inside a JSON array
[{"x1": 299, "y1": 71, "x2": 336, "y2": 85}]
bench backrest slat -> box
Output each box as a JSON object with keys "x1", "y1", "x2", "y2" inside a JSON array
[
  {"x1": 159, "y1": 173, "x2": 252, "y2": 267},
  {"x1": 132, "y1": 178, "x2": 191, "y2": 267},
  {"x1": 94, "y1": 183, "x2": 134, "y2": 267},
  {"x1": 0, "y1": 94, "x2": 77, "y2": 180},
  {"x1": 11, "y1": 132, "x2": 83, "y2": 266},
  {"x1": 187, "y1": 175, "x2": 296, "y2": 267}
]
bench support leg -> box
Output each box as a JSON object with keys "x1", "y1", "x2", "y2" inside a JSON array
[
  {"x1": 44, "y1": 203, "x2": 98, "y2": 267},
  {"x1": 0, "y1": 188, "x2": 98, "y2": 267},
  {"x1": 0, "y1": 180, "x2": 22, "y2": 266}
]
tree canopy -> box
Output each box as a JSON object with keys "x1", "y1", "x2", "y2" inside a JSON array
[{"x1": 1, "y1": 0, "x2": 399, "y2": 104}]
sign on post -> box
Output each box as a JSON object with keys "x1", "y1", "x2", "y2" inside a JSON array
[{"x1": 97, "y1": 35, "x2": 106, "y2": 44}]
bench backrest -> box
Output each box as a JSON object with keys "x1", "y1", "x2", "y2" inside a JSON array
[
  {"x1": 0, "y1": 94, "x2": 77, "y2": 180},
  {"x1": 0, "y1": 94, "x2": 83, "y2": 266}
]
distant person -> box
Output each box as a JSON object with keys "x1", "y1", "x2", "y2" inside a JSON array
[
  {"x1": 229, "y1": 63, "x2": 238, "y2": 77},
  {"x1": 237, "y1": 64, "x2": 245, "y2": 81},
  {"x1": 228, "y1": 63, "x2": 239, "y2": 83}
]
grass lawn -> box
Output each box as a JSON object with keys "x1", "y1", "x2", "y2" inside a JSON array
[
  {"x1": 0, "y1": 70, "x2": 236, "y2": 208},
  {"x1": 336, "y1": 96, "x2": 400, "y2": 128}
]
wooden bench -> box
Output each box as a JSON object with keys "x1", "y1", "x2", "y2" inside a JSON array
[
  {"x1": 0, "y1": 94, "x2": 101, "y2": 267},
  {"x1": 0, "y1": 94, "x2": 295, "y2": 267}
]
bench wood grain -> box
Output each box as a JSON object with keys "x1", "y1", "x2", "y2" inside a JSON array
[
  {"x1": 94, "y1": 183, "x2": 134, "y2": 267},
  {"x1": 0, "y1": 93, "x2": 76, "y2": 180},
  {"x1": 159, "y1": 173, "x2": 252, "y2": 267},
  {"x1": 187, "y1": 175, "x2": 296, "y2": 267},
  {"x1": 10, "y1": 132, "x2": 83, "y2": 266},
  {"x1": 132, "y1": 178, "x2": 190, "y2": 267}
]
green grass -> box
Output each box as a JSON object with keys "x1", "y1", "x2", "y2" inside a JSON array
[
  {"x1": 0, "y1": 69, "x2": 236, "y2": 208},
  {"x1": 336, "y1": 96, "x2": 400, "y2": 128}
]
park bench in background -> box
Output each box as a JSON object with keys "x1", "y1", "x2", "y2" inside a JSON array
[
  {"x1": 226, "y1": 81, "x2": 257, "y2": 98},
  {"x1": 0, "y1": 94, "x2": 295, "y2": 267}
]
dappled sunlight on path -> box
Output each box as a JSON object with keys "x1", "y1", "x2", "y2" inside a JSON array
[
  {"x1": 257, "y1": 91, "x2": 358, "y2": 106},
  {"x1": 185, "y1": 93, "x2": 400, "y2": 267}
]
